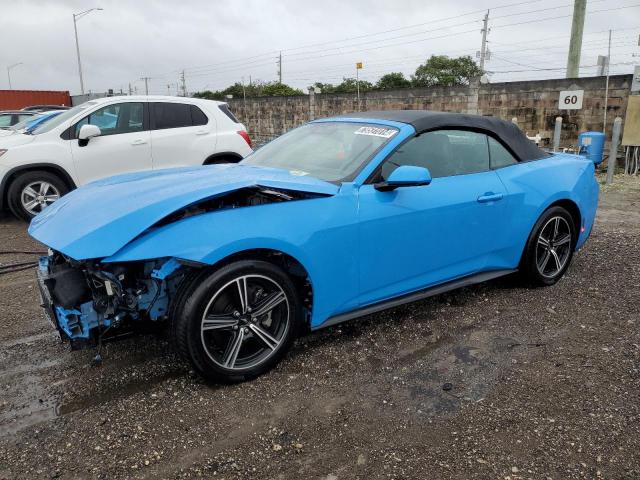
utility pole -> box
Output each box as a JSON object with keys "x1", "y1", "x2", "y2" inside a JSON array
[
  {"x1": 72, "y1": 8, "x2": 103, "y2": 95},
  {"x1": 7, "y1": 62, "x2": 23, "y2": 89},
  {"x1": 277, "y1": 52, "x2": 282, "y2": 83},
  {"x1": 603, "y1": 29, "x2": 612, "y2": 133},
  {"x1": 180, "y1": 70, "x2": 187, "y2": 97},
  {"x1": 566, "y1": 0, "x2": 586, "y2": 78},
  {"x1": 167, "y1": 84, "x2": 171, "y2": 95},
  {"x1": 141, "y1": 76, "x2": 150, "y2": 95},
  {"x1": 479, "y1": 10, "x2": 490, "y2": 72},
  {"x1": 128, "y1": 82, "x2": 132, "y2": 95}
]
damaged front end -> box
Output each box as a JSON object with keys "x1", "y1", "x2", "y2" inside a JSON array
[{"x1": 37, "y1": 251, "x2": 186, "y2": 348}]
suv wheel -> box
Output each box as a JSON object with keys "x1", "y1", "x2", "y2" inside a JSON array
[
  {"x1": 172, "y1": 260, "x2": 302, "y2": 383},
  {"x1": 7, "y1": 171, "x2": 69, "y2": 221}
]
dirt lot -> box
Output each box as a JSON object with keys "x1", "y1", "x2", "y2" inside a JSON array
[{"x1": 0, "y1": 176, "x2": 639, "y2": 480}]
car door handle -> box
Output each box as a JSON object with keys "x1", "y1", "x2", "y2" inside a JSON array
[
  {"x1": 195, "y1": 129, "x2": 208, "y2": 135},
  {"x1": 477, "y1": 192, "x2": 503, "y2": 203},
  {"x1": 131, "y1": 139, "x2": 147, "y2": 145}
]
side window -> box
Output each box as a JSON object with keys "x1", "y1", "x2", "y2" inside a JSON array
[
  {"x1": 17, "y1": 114, "x2": 34, "y2": 123},
  {"x1": 74, "y1": 102, "x2": 144, "y2": 137},
  {"x1": 380, "y1": 129, "x2": 490, "y2": 180},
  {"x1": 190, "y1": 105, "x2": 208, "y2": 126},
  {"x1": 0, "y1": 115, "x2": 13, "y2": 127},
  {"x1": 152, "y1": 102, "x2": 192, "y2": 130},
  {"x1": 488, "y1": 137, "x2": 518, "y2": 169}
]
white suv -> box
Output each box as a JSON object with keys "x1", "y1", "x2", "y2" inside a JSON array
[{"x1": 0, "y1": 95, "x2": 253, "y2": 220}]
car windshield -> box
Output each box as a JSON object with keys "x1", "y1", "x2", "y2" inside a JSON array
[
  {"x1": 30, "y1": 101, "x2": 98, "y2": 135},
  {"x1": 8, "y1": 113, "x2": 45, "y2": 131},
  {"x1": 241, "y1": 122, "x2": 398, "y2": 182}
]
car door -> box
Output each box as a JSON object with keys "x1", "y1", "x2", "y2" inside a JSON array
[
  {"x1": 357, "y1": 129, "x2": 512, "y2": 307},
  {"x1": 149, "y1": 102, "x2": 211, "y2": 169},
  {"x1": 70, "y1": 102, "x2": 151, "y2": 184}
]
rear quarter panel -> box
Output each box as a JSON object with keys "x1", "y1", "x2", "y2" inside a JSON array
[{"x1": 496, "y1": 153, "x2": 598, "y2": 264}]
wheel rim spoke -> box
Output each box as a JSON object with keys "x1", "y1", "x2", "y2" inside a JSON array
[
  {"x1": 23, "y1": 199, "x2": 39, "y2": 211},
  {"x1": 39, "y1": 182, "x2": 50, "y2": 195},
  {"x1": 550, "y1": 249, "x2": 562, "y2": 272},
  {"x1": 222, "y1": 329, "x2": 245, "y2": 368},
  {"x1": 538, "y1": 249, "x2": 551, "y2": 272},
  {"x1": 251, "y1": 291, "x2": 286, "y2": 318},
  {"x1": 236, "y1": 277, "x2": 249, "y2": 313},
  {"x1": 554, "y1": 234, "x2": 571, "y2": 247},
  {"x1": 553, "y1": 217, "x2": 560, "y2": 238},
  {"x1": 538, "y1": 236, "x2": 550, "y2": 248},
  {"x1": 202, "y1": 314, "x2": 238, "y2": 331},
  {"x1": 23, "y1": 186, "x2": 38, "y2": 198},
  {"x1": 248, "y1": 323, "x2": 280, "y2": 350}
]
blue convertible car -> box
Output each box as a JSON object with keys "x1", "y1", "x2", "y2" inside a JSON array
[{"x1": 30, "y1": 110, "x2": 599, "y2": 382}]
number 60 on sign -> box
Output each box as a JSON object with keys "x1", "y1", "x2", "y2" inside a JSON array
[{"x1": 558, "y1": 90, "x2": 584, "y2": 110}]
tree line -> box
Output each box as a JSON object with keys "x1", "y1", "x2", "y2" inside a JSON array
[{"x1": 193, "y1": 55, "x2": 482, "y2": 100}]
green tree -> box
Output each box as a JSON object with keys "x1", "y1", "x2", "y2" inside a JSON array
[
  {"x1": 193, "y1": 81, "x2": 303, "y2": 99},
  {"x1": 412, "y1": 55, "x2": 483, "y2": 88},
  {"x1": 376, "y1": 72, "x2": 411, "y2": 90},
  {"x1": 312, "y1": 82, "x2": 337, "y2": 94},
  {"x1": 260, "y1": 82, "x2": 304, "y2": 96},
  {"x1": 333, "y1": 77, "x2": 373, "y2": 94}
]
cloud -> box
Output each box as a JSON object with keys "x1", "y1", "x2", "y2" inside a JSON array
[{"x1": 1, "y1": 0, "x2": 637, "y2": 95}]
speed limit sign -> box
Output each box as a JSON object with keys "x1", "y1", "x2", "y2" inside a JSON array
[{"x1": 558, "y1": 90, "x2": 584, "y2": 110}]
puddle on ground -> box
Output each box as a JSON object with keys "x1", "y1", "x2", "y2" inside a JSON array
[{"x1": 397, "y1": 331, "x2": 521, "y2": 416}]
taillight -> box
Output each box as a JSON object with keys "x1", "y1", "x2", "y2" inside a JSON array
[{"x1": 237, "y1": 130, "x2": 252, "y2": 148}]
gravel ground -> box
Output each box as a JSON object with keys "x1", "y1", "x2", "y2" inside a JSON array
[{"x1": 0, "y1": 175, "x2": 638, "y2": 480}]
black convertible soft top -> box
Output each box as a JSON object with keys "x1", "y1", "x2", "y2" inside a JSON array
[{"x1": 340, "y1": 110, "x2": 549, "y2": 161}]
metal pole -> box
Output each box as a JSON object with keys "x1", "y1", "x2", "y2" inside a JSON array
[
  {"x1": 73, "y1": 14, "x2": 85, "y2": 95},
  {"x1": 356, "y1": 67, "x2": 360, "y2": 108},
  {"x1": 7, "y1": 67, "x2": 11, "y2": 89},
  {"x1": 603, "y1": 29, "x2": 612, "y2": 133},
  {"x1": 278, "y1": 52, "x2": 282, "y2": 83},
  {"x1": 566, "y1": 0, "x2": 586, "y2": 78},
  {"x1": 479, "y1": 10, "x2": 490, "y2": 71},
  {"x1": 553, "y1": 116, "x2": 563, "y2": 152},
  {"x1": 606, "y1": 117, "x2": 622, "y2": 184}
]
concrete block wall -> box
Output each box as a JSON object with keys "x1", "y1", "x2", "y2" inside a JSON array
[{"x1": 228, "y1": 74, "x2": 633, "y2": 148}]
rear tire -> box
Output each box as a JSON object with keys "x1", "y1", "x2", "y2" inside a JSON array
[
  {"x1": 521, "y1": 206, "x2": 576, "y2": 286},
  {"x1": 7, "y1": 170, "x2": 68, "y2": 222},
  {"x1": 172, "y1": 260, "x2": 302, "y2": 383}
]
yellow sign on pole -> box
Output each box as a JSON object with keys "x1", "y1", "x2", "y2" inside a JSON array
[{"x1": 356, "y1": 62, "x2": 363, "y2": 69}]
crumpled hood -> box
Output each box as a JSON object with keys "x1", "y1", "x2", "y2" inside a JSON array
[{"x1": 28, "y1": 164, "x2": 338, "y2": 260}]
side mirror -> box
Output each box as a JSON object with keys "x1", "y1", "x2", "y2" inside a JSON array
[
  {"x1": 375, "y1": 165, "x2": 432, "y2": 191},
  {"x1": 78, "y1": 124, "x2": 101, "y2": 143}
]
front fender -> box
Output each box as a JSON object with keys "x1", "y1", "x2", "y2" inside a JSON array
[{"x1": 104, "y1": 191, "x2": 360, "y2": 327}]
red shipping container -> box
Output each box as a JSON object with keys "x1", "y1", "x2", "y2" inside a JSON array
[{"x1": 0, "y1": 90, "x2": 71, "y2": 110}]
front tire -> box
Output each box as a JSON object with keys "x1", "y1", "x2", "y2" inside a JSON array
[
  {"x1": 521, "y1": 206, "x2": 576, "y2": 286},
  {"x1": 7, "y1": 170, "x2": 68, "y2": 221},
  {"x1": 172, "y1": 260, "x2": 302, "y2": 383}
]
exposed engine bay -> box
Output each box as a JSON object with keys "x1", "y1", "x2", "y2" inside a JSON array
[
  {"x1": 35, "y1": 187, "x2": 321, "y2": 349},
  {"x1": 37, "y1": 252, "x2": 186, "y2": 348}
]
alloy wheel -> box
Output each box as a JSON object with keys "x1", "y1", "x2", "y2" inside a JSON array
[
  {"x1": 200, "y1": 274, "x2": 290, "y2": 370},
  {"x1": 21, "y1": 181, "x2": 60, "y2": 215},
  {"x1": 536, "y1": 216, "x2": 573, "y2": 279}
]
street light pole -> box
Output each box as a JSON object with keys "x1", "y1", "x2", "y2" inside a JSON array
[
  {"x1": 7, "y1": 63, "x2": 23, "y2": 89},
  {"x1": 72, "y1": 7, "x2": 103, "y2": 95}
]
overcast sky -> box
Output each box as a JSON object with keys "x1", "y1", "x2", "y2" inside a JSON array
[{"x1": 2, "y1": 0, "x2": 638, "y2": 95}]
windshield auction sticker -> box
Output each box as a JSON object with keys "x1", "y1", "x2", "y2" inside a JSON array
[{"x1": 354, "y1": 126, "x2": 397, "y2": 138}]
